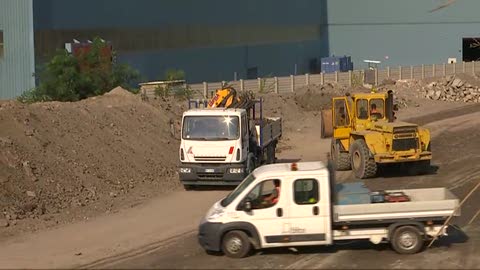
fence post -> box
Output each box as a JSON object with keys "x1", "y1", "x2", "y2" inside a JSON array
[
  {"x1": 348, "y1": 70, "x2": 353, "y2": 87},
  {"x1": 421, "y1": 64, "x2": 425, "y2": 79},
  {"x1": 399, "y1": 66, "x2": 402, "y2": 80},
  {"x1": 305, "y1": 73, "x2": 310, "y2": 85},
  {"x1": 274, "y1": 77, "x2": 279, "y2": 94},
  {"x1": 387, "y1": 66, "x2": 390, "y2": 78},
  {"x1": 443, "y1": 63, "x2": 446, "y2": 76},
  {"x1": 257, "y1": 77, "x2": 262, "y2": 92},
  {"x1": 473, "y1": 61, "x2": 476, "y2": 75},
  {"x1": 374, "y1": 68, "x2": 379, "y2": 85},
  {"x1": 463, "y1": 61, "x2": 466, "y2": 73},
  {"x1": 290, "y1": 75, "x2": 295, "y2": 92},
  {"x1": 203, "y1": 82, "x2": 208, "y2": 98},
  {"x1": 320, "y1": 72, "x2": 325, "y2": 85},
  {"x1": 240, "y1": 79, "x2": 244, "y2": 91},
  {"x1": 453, "y1": 63, "x2": 456, "y2": 74},
  {"x1": 432, "y1": 64, "x2": 436, "y2": 77},
  {"x1": 410, "y1": 66, "x2": 414, "y2": 80},
  {"x1": 335, "y1": 71, "x2": 339, "y2": 83}
]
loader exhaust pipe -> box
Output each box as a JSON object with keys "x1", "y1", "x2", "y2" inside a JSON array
[{"x1": 386, "y1": 90, "x2": 394, "y2": 123}]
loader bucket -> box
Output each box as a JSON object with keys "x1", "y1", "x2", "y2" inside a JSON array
[{"x1": 320, "y1": 109, "x2": 333, "y2": 138}]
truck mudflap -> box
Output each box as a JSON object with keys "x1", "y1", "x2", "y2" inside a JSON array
[{"x1": 179, "y1": 163, "x2": 247, "y2": 186}]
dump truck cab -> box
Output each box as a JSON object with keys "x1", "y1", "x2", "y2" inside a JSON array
[{"x1": 325, "y1": 90, "x2": 432, "y2": 178}]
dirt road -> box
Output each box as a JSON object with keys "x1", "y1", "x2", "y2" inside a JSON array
[{"x1": 102, "y1": 105, "x2": 480, "y2": 269}]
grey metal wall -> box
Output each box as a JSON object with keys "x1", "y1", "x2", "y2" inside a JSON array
[{"x1": 0, "y1": 0, "x2": 35, "y2": 99}]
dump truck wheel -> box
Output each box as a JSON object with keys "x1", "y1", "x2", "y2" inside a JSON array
[
  {"x1": 222, "y1": 230, "x2": 252, "y2": 258},
  {"x1": 331, "y1": 140, "x2": 351, "y2": 171},
  {"x1": 350, "y1": 139, "x2": 377, "y2": 179},
  {"x1": 391, "y1": 226, "x2": 424, "y2": 254},
  {"x1": 266, "y1": 144, "x2": 276, "y2": 164},
  {"x1": 246, "y1": 156, "x2": 255, "y2": 174}
]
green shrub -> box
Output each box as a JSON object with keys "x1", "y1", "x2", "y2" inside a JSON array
[{"x1": 19, "y1": 37, "x2": 140, "y2": 103}]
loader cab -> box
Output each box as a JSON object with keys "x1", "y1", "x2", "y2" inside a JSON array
[{"x1": 332, "y1": 91, "x2": 397, "y2": 134}]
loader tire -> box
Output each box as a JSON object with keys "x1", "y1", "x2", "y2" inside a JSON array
[
  {"x1": 350, "y1": 139, "x2": 377, "y2": 179},
  {"x1": 407, "y1": 160, "x2": 431, "y2": 175},
  {"x1": 331, "y1": 140, "x2": 351, "y2": 171}
]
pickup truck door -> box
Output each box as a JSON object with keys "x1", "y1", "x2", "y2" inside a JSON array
[
  {"x1": 283, "y1": 176, "x2": 333, "y2": 246},
  {"x1": 235, "y1": 179, "x2": 291, "y2": 248}
]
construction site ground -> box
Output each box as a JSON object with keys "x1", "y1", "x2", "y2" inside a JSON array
[{"x1": 1, "y1": 76, "x2": 480, "y2": 269}]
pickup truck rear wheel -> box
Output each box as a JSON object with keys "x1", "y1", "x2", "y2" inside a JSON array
[
  {"x1": 222, "y1": 230, "x2": 251, "y2": 258},
  {"x1": 391, "y1": 226, "x2": 424, "y2": 254},
  {"x1": 350, "y1": 139, "x2": 377, "y2": 179}
]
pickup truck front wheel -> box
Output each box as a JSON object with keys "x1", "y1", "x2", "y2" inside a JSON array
[
  {"x1": 222, "y1": 230, "x2": 251, "y2": 258},
  {"x1": 391, "y1": 226, "x2": 424, "y2": 254}
]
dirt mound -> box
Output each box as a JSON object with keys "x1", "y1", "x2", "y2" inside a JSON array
[
  {"x1": 0, "y1": 87, "x2": 183, "y2": 236},
  {"x1": 104, "y1": 86, "x2": 137, "y2": 98},
  {"x1": 293, "y1": 84, "x2": 341, "y2": 111}
]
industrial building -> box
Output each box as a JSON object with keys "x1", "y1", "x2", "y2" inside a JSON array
[{"x1": 1, "y1": 0, "x2": 480, "y2": 99}]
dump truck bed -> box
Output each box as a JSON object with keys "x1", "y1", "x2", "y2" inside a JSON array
[
  {"x1": 333, "y1": 188, "x2": 459, "y2": 223},
  {"x1": 255, "y1": 117, "x2": 282, "y2": 147}
]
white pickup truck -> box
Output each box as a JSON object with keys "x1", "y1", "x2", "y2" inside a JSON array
[
  {"x1": 198, "y1": 161, "x2": 460, "y2": 258},
  {"x1": 179, "y1": 98, "x2": 282, "y2": 188}
]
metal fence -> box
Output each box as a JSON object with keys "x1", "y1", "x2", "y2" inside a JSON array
[{"x1": 141, "y1": 61, "x2": 480, "y2": 99}]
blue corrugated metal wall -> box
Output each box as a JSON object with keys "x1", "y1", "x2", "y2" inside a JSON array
[
  {"x1": 32, "y1": 0, "x2": 329, "y2": 83},
  {"x1": 0, "y1": 0, "x2": 35, "y2": 99},
  {"x1": 327, "y1": 0, "x2": 480, "y2": 69},
  {"x1": 23, "y1": 0, "x2": 480, "y2": 88}
]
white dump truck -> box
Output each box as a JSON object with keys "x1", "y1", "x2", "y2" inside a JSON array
[
  {"x1": 179, "y1": 98, "x2": 282, "y2": 188},
  {"x1": 198, "y1": 161, "x2": 460, "y2": 258}
]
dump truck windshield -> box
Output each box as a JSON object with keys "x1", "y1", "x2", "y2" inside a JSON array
[{"x1": 182, "y1": 116, "x2": 240, "y2": 140}]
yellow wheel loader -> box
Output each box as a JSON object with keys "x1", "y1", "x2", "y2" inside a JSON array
[{"x1": 321, "y1": 90, "x2": 432, "y2": 179}]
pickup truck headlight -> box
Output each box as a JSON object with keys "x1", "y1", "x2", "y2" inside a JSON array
[
  {"x1": 207, "y1": 208, "x2": 225, "y2": 221},
  {"x1": 229, "y1": 168, "x2": 244, "y2": 174},
  {"x1": 180, "y1": 168, "x2": 192, "y2": 174}
]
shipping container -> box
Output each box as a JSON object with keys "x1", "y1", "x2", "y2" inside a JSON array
[{"x1": 320, "y1": 55, "x2": 353, "y2": 73}]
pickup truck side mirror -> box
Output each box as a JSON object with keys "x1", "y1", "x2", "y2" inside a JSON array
[{"x1": 243, "y1": 200, "x2": 253, "y2": 212}]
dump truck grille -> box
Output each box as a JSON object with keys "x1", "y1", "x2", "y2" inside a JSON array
[
  {"x1": 194, "y1": 156, "x2": 226, "y2": 162},
  {"x1": 197, "y1": 172, "x2": 224, "y2": 180},
  {"x1": 392, "y1": 138, "x2": 418, "y2": 151}
]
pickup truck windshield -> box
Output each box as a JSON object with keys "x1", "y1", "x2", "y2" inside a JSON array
[
  {"x1": 182, "y1": 116, "x2": 240, "y2": 140},
  {"x1": 220, "y1": 174, "x2": 256, "y2": 207}
]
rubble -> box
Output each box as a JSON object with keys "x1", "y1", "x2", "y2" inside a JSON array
[{"x1": 423, "y1": 75, "x2": 480, "y2": 103}]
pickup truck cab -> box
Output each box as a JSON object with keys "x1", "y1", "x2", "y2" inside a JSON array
[{"x1": 198, "y1": 161, "x2": 459, "y2": 258}]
